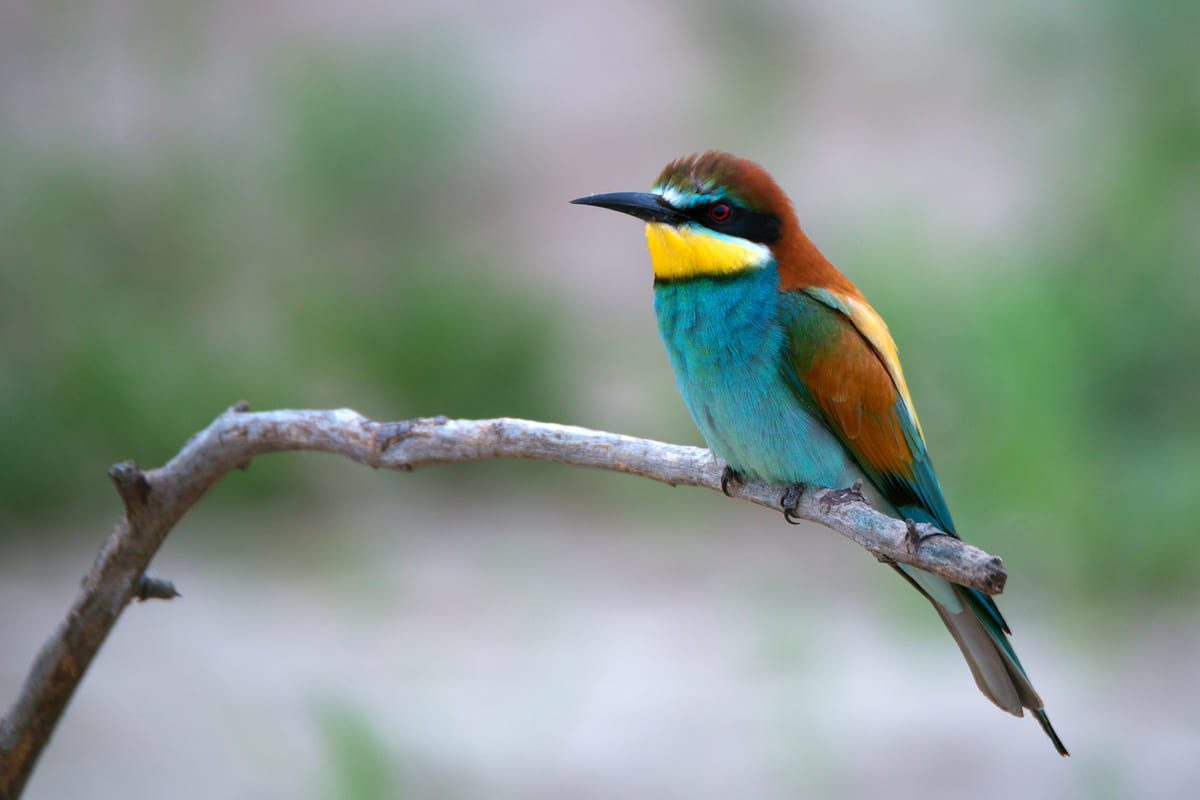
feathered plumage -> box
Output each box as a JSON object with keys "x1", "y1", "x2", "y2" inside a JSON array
[{"x1": 574, "y1": 151, "x2": 1067, "y2": 755}]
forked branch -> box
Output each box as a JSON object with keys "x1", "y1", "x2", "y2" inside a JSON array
[{"x1": 0, "y1": 404, "x2": 1006, "y2": 798}]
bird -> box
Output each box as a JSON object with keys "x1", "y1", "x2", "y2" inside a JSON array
[{"x1": 571, "y1": 151, "x2": 1067, "y2": 756}]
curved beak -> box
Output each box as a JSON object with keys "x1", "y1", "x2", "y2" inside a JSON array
[{"x1": 570, "y1": 191, "x2": 688, "y2": 225}]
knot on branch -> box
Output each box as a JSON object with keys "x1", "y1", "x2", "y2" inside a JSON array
[
  {"x1": 819, "y1": 481, "x2": 866, "y2": 512},
  {"x1": 373, "y1": 420, "x2": 415, "y2": 458}
]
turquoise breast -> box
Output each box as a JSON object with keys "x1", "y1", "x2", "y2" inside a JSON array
[{"x1": 653, "y1": 265, "x2": 863, "y2": 489}]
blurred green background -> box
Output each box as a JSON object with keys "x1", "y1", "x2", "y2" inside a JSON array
[{"x1": 1, "y1": 2, "x2": 1198, "y2": 799}]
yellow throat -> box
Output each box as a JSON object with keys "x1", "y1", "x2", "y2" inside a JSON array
[{"x1": 645, "y1": 223, "x2": 771, "y2": 281}]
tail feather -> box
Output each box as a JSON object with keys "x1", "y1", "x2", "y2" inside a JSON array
[
  {"x1": 929, "y1": 593, "x2": 1022, "y2": 714},
  {"x1": 892, "y1": 564, "x2": 1068, "y2": 756},
  {"x1": 1036, "y1": 710, "x2": 1069, "y2": 757}
]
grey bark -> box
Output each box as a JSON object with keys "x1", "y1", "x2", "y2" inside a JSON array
[{"x1": 0, "y1": 404, "x2": 1006, "y2": 799}]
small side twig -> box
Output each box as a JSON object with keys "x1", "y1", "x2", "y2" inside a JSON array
[{"x1": 134, "y1": 576, "x2": 181, "y2": 602}]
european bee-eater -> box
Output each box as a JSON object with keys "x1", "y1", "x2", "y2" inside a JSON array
[{"x1": 572, "y1": 151, "x2": 1067, "y2": 756}]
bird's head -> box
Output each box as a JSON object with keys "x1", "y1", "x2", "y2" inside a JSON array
[{"x1": 572, "y1": 151, "x2": 805, "y2": 283}]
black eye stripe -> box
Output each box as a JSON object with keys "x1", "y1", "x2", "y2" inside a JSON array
[{"x1": 686, "y1": 202, "x2": 782, "y2": 245}]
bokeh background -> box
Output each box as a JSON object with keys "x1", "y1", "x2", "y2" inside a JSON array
[{"x1": 2, "y1": 1, "x2": 1198, "y2": 798}]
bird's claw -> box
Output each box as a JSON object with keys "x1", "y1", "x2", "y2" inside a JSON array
[
  {"x1": 780, "y1": 483, "x2": 808, "y2": 525},
  {"x1": 904, "y1": 519, "x2": 924, "y2": 554},
  {"x1": 720, "y1": 465, "x2": 744, "y2": 497}
]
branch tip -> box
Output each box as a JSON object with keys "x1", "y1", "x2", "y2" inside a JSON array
[{"x1": 986, "y1": 558, "x2": 1007, "y2": 593}]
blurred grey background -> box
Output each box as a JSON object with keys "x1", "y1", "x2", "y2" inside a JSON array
[{"x1": 2, "y1": 1, "x2": 1198, "y2": 798}]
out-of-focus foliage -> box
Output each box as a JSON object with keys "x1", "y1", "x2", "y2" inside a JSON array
[
  {"x1": 856, "y1": 1, "x2": 1200, "y2": 604},
  {"x1": 0, "y1": 48, "x2": 566, "y2": 519},
  {"x1": 1, "y1": 4, "x2": 1198, "y2": 797},
  {"x1": 1, "y1": 3, "x2": 1197, "y2": 606},
  {"x1": 313, "y1": 698, "x2": 402, "y2": 800}
]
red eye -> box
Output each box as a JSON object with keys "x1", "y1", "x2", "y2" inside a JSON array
[{"x1": 709, "y1": 203, "x2": 731, "y2": 222}]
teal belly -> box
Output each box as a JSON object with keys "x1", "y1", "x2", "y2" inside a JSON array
[{"x1": 653, "y1": 267, "x2": 862, "y2": 489}]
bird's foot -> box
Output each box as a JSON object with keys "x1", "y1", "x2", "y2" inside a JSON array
[
  {"x1": 904, "y1": 518, "x2": 925, "y2": 554},
  {"x1": 720, "y1": 465, "x2": 745, "y2": 497},
  {"x1": 818, "y1": 480, "x2": 866, "y2": 513},
  {"x1": 780, "y1": 483, "x2": 809, "y2": 525}
]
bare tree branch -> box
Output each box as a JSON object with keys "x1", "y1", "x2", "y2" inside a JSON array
[{"x1": 0, "y1": 404, "x2": 1006, "y2": 798}]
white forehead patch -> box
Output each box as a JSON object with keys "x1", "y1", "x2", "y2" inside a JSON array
[{"x1": 657, "y1": 185, "x2": 689, "y2": 208}]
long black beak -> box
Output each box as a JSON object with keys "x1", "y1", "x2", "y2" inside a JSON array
[{"x1": 570, "y1": 191, "x2": 688, "y2": 225}]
